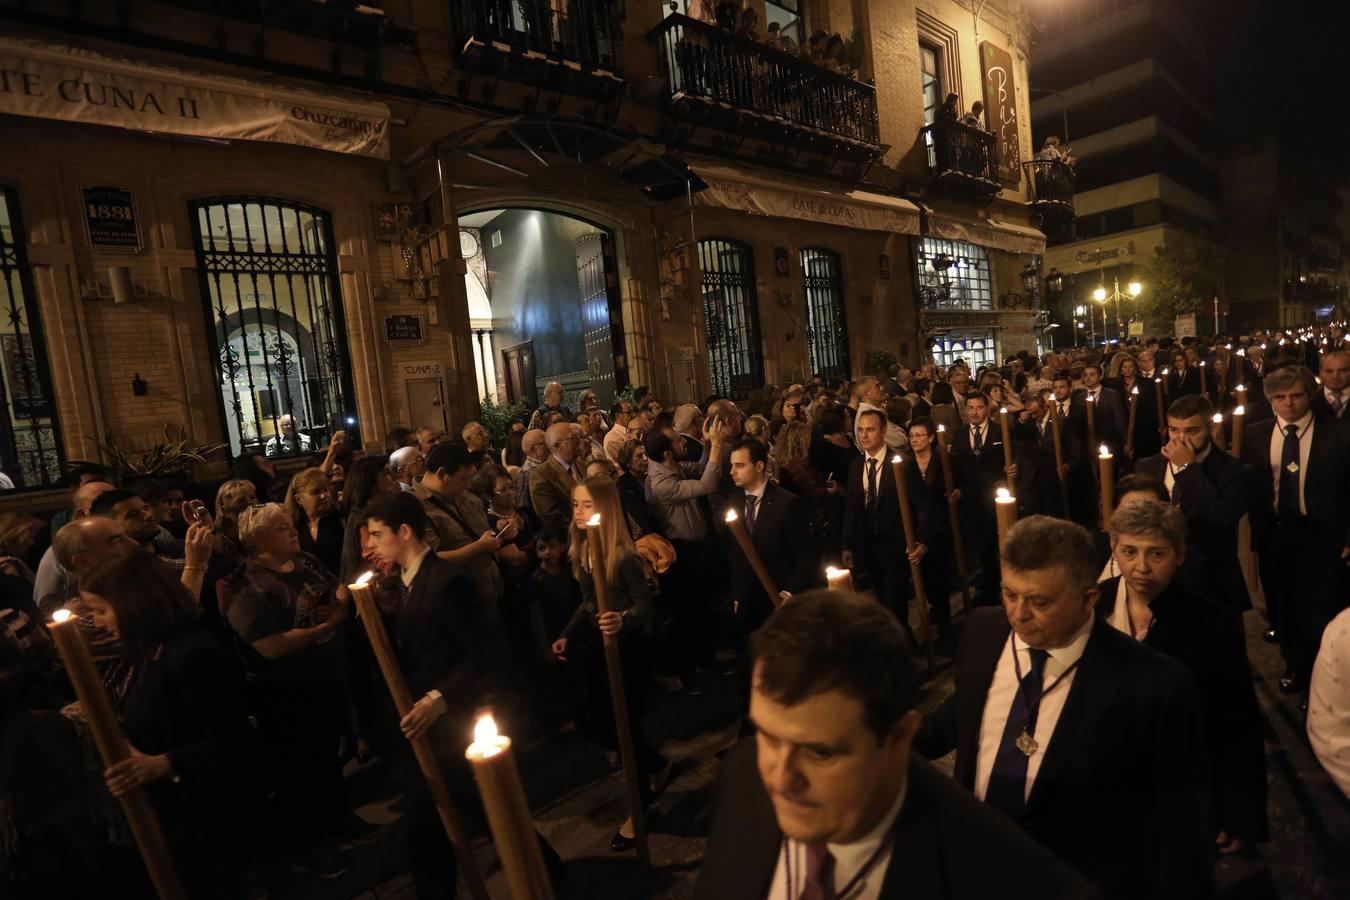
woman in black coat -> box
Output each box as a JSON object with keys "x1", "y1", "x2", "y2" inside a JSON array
[
  {"x1": 80, "y1": 551, "x2": 256, "y2": 899},
  {"x1": 905, "y1": 418, "x2": 963, "y2": 630}
]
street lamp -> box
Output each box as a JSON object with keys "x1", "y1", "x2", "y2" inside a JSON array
[{"x1": 1094, "y1": 276, "x2": 1144, "y2": 342}]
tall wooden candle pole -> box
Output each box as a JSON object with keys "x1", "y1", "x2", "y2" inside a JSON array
[
  {"x1": 1232, "y1": 404, "x2": 1245, "y2": 459},
  {"x1": 349, "y1": 574, "x2": 490, "y2": 900},
  {"x1": 997, "y1": 406, "x2": 1015, "y2": 485},
  {"x1": 724, "y1": 509, "x2": 780, "y2": 608},
  {"x1": 49, "y1": 610, "x2": 186, "y2": 900},
  {"x1": 1162, "y1": 367, "x2": 1171, "y2": 396},
  {"x1": 1236, "y1": 382, "x2": 1248, "y2": 412},
  {"x1": 1154, "y1": 378, "x2": 1166, "y2": 437},
  {"x1": 586, "y1": 514, "x2": 650, "y2": 868},
  {"x1": 466, "y1": 714, "x2": 556, "y2": 900},
  {"x1": 1097, "y1": 445, "x2": 1114, "y2": 531},
  {"x1": 825, "y1": 567, "x2": 855, "y2": 592},
  {"x1": 1125, "y1": 386, "x2": 1139, "y2": 458},
  {"x1": 935, "y1": 425, "x2": 972, "y2": 612},
  {"x1": 1048, "y1": 400, "x2": 1071, "y2": 519},
  {"x1": 1211, "y1": 412, "x2": 1227, "y2": 451},
  {"x1": 1085, "y1": 393, "x2": 1099, "y2": 482},
  {"x1": 891, "y1": 454, "x2": 934, "y2": 673},
  {"x1": 994, "y1": 487, "x2": 1018, "y2": 545},
  {"x1": 1200, "y1": 361, "x2": 1210, "y2": 401}
]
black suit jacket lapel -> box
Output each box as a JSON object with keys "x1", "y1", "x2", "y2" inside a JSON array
[
  {"x1": 878, "y1": 777, "x2": 945, "y2": 900},
  {"x1": 955, "y1": 611, "x2": 1010, "y2": 787},
  {"x1": 1027, "y1": 619, "x2": 1124, "y2": 813}
]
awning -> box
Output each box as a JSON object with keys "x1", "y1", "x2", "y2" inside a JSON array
[
  {"x1": 0, "y1": 34, "x2": 391, "y2": 159},
  {"x1": 922, "y1": 208, "x2": 1046, "y2": 255},
  {"x1": 689, "y1": 161, "x2": 920, "y2": 236}
]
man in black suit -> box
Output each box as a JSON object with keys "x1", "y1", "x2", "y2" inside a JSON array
[
  {"x1": 1014, "y1": 390, "x2": 1078, "y2": 519},
  {"x1": 365, "y1": 492, "x2": 560, "y2": 898},
  {"x1": 1241, "y1": 364, "x2": 1350, "y2": 697},
  {"x1": 695, "y1": 591, "x2": 1102, "y2": 900},
  {"x1": 1079, "y1": 363, "x2": 1127, "y2": 454},
  {"x1": 843, "y1": 409, "x2": 931, "y2": 621},
  {"x1": 916, "y1": 516, "x2": 1214, "y2": 900},
  {"x1": 1048, "y1": 375, "x2": 1094, "y2": 525},
  {"x1": 1312, "y1": 350, "x2": 1350, "y2": 420},
  {"x1": 1134, "y1": 394, "x2": 1258, "y2": 613},
  {"x1": 953, "y1": 391, "x2": 1012, "y2": 604},
  {"x1": 1098, "y1": 500, "x2": 1267, "y2": 853}
]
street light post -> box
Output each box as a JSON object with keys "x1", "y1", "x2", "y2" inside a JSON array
[{"x1": 1093, "y1": 276, "x2": 1143, "y2": 342}]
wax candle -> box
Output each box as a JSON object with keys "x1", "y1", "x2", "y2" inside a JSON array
[
  {"x1": 935, "y1": 425, "x2": 972, "y2": 610},
  {"x1": 995, "y1": 487, "x2": 1018, "y2": 545},
  {"x1": 1232, "y1": 405, "x2": 1245, "y2": 458},
  {"x1": 891, "y1": 454, "x2": 934, "y2": 671},
  {"x1": 998, "y1": 406, "x2": 1014, "y2": 479},
  {"x1": 725, "y1": 509, "x2": 780, "y2": 607},
  {"x1": 1211, "y1": 412, "x2": 1226, "y2": 450},
  {"x1": 1125, "y1": 386, "x2": 1138, "y2": 457},
  {"x1": 1154, "y1": 378, "x2": 1166, "y2": 435},
  {"x1": 825, "y1": 567, "x2": 855, "y2": 592},
  {"x1": 1098, "y1": 444, "x2": 1114, "y2": 530}
]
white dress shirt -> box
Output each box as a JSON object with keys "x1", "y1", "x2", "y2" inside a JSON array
[
  {"x1": 975, "y1": 616, "x2": 1094, "y2": 804},
  {"x1": 1163, "y1": 442, "x2": 1212, "y2": 495},
  {"x1": 968, "y1": 421, "x2": 987, "y2": 453},
  {"x1": 861, "y1": 447, "x2": 889, "y2": 505},
  {"x1": 1325, "y1": 387, "x2": 1349, "y2": 417},
  {"x1": 400, "y1": 546, "x2": 433, "y2": 588},
  {"x1": 1308, "y1": 607, "x2": 1350, "y2": 800},
  {"x1": 1268, "y1": 412, "x2": 1314, "y2": 515},
  {"x1": 1105, "y1": 578, "x2": 1152, "y2": 641},
  {"x1": 767, "y1": 780, "x2": 907, "y2": 900}
]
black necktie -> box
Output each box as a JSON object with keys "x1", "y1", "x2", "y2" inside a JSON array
[
  {"x1": 745, "y1": 494, "x2": 758, "y2": 535},
  {"x1": 1278, "y1": 423, "x2": 1301, "y2": 518},
  {"x1": 867, "y1": 458, "x2": 879, "y2": 509},
  {"x1": 1059, "y1": 401, "x2": 1068, "y2": 418},
  {"x1": 985, "y1": 647, "x2": 1050, "y2": 822},
  {"x1": 972, "y1": 425, "x2": 983, "y2": 454}
]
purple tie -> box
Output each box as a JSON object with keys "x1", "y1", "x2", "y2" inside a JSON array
[{"x1": 801, "y1": 843, "x2": 835, "y2": 900}]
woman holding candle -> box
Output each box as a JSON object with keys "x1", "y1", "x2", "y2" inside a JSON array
[
  {"x1": 80, "y1": 551, "x2": 255, "y2": 899},
  {"x1": 553, "y1": 476, "x2": 671, "y2": 852},
  {"x1": 906, "y1": 419, "x2": 959, "y2": 632}
]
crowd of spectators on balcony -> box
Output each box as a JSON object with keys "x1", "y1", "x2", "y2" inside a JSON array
[{"x1": 684, "y1": 0, "x2": 860, "y2": 79}]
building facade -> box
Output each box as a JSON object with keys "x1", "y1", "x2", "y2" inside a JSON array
[{"x1": 0, "y1": 0, "x2": 1048, "y2": 501}]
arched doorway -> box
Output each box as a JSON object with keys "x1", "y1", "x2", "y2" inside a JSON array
[{"x1": 457, "y1": 208, "x2": 626, "y2": 409}]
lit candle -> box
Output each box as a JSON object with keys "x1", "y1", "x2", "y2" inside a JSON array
[
  {"x1": 584, "y1": 513, "x2": 649, "y2": 867},
  {"x1": 1211, "y1": 412, "x2": 1226, "y2": 450},
  {"x1": 995, "y1": 487, "x2": 1018, "y2": 545},
  {"x1": 1154, "y1": 378, "x2": 1166, "y2": 436},
  {"x1": 998, "y1": 406, "x2": 1014, "y2": 480},
  {"x1": 935, "y1": 425, "x2": 972, "y2": 610},
  {"x1": 825, "y1": 566, "x2": 855, "y2": 592},
  {"x1": 891, "y1": 454, "x2": 933, "y2": 670},
  {"x1": 1047, "y1": 398, "x2": 1070, "y2": 518},
  {"x1": 466, "y1": 713, "x2": 556, "y2": 900},
  {"x1": 1236, "y1": 382, "x2": 1247, "y2": 409},
  {"x1": 350, "y1": 573, "x2": 490, "y2": 900},
  {"x1": 1085, "y1": 393, "x2": 1099, "y2": 475},
  {"x1": 1232, "y1": 405, "x2": 1245, "y2": 458},
  {"x1": 1097, "y1": 444, "x2": 1114, "y2": 530},
  {"x1": 49, "y1": 609, "x2": 186, "y2": 900},
  {"x1": 1162, "y1": 367, "x2": 1171, "y2": 396},
  {"x1": 1199, "y1": 360, "x2": 1209, "y2": 400},
  {"x1": 1125, "y1": 386, "x2": 1139, "y2": 458},
  {"x1": 724, "y1": 509, "x2": 780, "y2": 607}
]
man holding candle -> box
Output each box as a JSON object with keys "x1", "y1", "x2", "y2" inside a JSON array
[
  {"x1": 695, "y1": 590, "x2": 1101, "y2": 899},
  {"x1": 727, "y1": 438, "x2": 815, "y2": 624},
  {"x1": 916, "y1": 516, "x2": 1213, "y2": 900},
  {"x1": 364, "y1": 491, "x2": 563, "y2": 898},
  {"x1": 1079, "y1": 364, "x2": 1127, "y2": 456},
  {"x1": 953, "y1": 391, "x2": 1012, "y2": 606},
  {"x1": 1240, "y1": 365, "x2": 1350, "y2": 701},
  {"x1": 1133, "y1": 395, "x2": 1258, "y2": 614}
]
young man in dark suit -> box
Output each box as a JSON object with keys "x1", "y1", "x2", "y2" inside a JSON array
[
  {"x1": 843, "y1": 409, "x2": 931, "y2": 622},
  {"x1": 696, "y1": 590, "x2": 1102, "y2": 900},
  {"x1": 1079, "y1": 363, "x2": 1127, "y2": 454},
  {"x1": 1134, "y1": 394, "x2": 1258, "y2": 613},
  {"x1": 916, "y1": 516, "x2": 1214, "y2": 900},
  {"x1": 1312, "y1": 350, "x2": 1350, "y2": 420},
  {"x1": 1240, "y1": 364, "x2": 1350, "y2": 698},
  {"x1": 1048, "y1": 375, "x2": 1094, "y2": 525},
  {"x1": 1012, "y1": 392, "x2": 1077, "y2": 519},
  {"x1": 365, "y1": 492, "x2": 561, "y2": 898},
  {"x1": 1098, "y1": 500, "x2": 1267, "y2": 853},
  {"x1": 953, "y1": 391, "x2": 1012, "y2": 605}
]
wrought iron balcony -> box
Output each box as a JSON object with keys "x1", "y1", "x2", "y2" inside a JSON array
[
  {"x1": 1022, "y1": 158, "x2": 1075, "y2": 232},
  {"x1": 922, "y1": 119, "x2": 1000, "y2": 205},
  {"x1": 454, "y1": 0, "x2": 624, "y2": 84},
  {"x1": 649, "y1": 15, "x2": 881, "y2": 149}
]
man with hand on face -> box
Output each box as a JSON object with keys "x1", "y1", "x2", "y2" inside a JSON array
[
  {"x1": 917, "y1": 516, "x2": 1213, "y2": 900},
  {"x1": 1096, "y1": 500, "x2": 1268, "y2": 855},
  {"x1": 390, "y1": 445, "x2": 426, "y2": 492},
  {"x1": 363, "y1": 492, "x2": 563, "y2": 899},
  {"x1": 695, "y1": 590, "x2": 1101, "y2": 899},
  {"x1": 1134, "y1": 394, "x2": 1258, "y2": 613},
  {"x1": 1241, "y1": 365, "x2": 1350, "y2": 700}
]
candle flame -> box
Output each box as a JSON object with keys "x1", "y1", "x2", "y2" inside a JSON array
[
  {"x1": 355, "y1": 570, "x2": 375, "y2": 586},
  {"x1": 1225, "y1": 343, "x2": 1232, "y2": 349},
  {"x1": 825, "y1": 566, "x2": 848, "y2": 580},
  {"x1": 1155, "y1": 377, "x2": 1162, "y2": 383},
  {"x1": 587, "y1": 513, "x2": 601, "y2": 527},
  {"x1": 51, "y1": 608, "x2": 72, "y2": 624},
  {"x1": 1234, "y1": 405, "x2": 1245, "y2": 415},
  {"x1": 1162, "y1": 367, "x2": 1170, "y2": 375},
  {"x1": 1237, "y1": 383, "x2": 1245, "y2": 391},
  {"x1": 1131, "y1": 386, "x2": 1139, "y2": 394},
  {"x1": 473, "y1": 713, "x2": 499, "y2": 747},
  {"x1": 1086, "y1": 392, "x2": 1095, "y2": 402},
  {"x1": 937, "y1": 424, "x2": 946, "y2": 433},
  {"x1": 891, "y1": 454, "x2": 903, "y2": 464},
  {"x1": 1212, "y1": 413, "x2": 1224, "y2": 424},
  {"x1": 1237, "y1": 349, "x2": 1246, "y2": 356},
  {"x1": 1200, "y1": 360, "x2": 1206, "y2": 367},
  {"x1": 995, "y1": 487, "x2": 1013, "y2": 502},
  {"x1": 999, "y1": 406, "x2": 1008, "y2": 414},
  {"x1": 1098, "y1": 444, "x2": 1112, "y2": 458},
  {"x1": 724, "y1": 509, "x2": 738, "y2": 523}
]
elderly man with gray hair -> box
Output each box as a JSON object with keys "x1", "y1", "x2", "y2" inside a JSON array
[
  {"x1": 528, "y1": 421, "x2": 583, "y2": 529},
  {"x1": 390, "y1": 445, "x2": 425, "y2": 492},
  {"x1": 1096, "y1": 498, "x2": 1268, "y2": 852},
  {"x1": 917, "y1": 514, "x2": 1213, "y2": 899},
  {"x1": 673, "y1": 403, "x2": 706, "y2": 462},
  {"x1": 513, "y1": 427, "x2": 550, "y2": 509}
]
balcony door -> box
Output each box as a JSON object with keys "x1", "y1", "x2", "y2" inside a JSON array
[{"x1": 699, "y1": 238, "x2": 764, "y2": 400}]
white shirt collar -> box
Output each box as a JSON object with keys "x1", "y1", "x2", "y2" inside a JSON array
[
  {"x1": 745, "y1": 479, "x2": 768, "y2": 500},
  {"x1": 551, "y1": 453, "x2": 573, "y2": 471},
  {"x1": 1013, "y1": 612, "x2": 1094, "y2": 668},
  {"x1": 1276, "y1": 410, "x2": 1314, "y2": 434},
  {"x1": 400, "y1": 546, "x2": 433, "y2": 587},
  {"x1": 864, "y1": 446, "x2": 888, "y2": 464},
  {"x1": 825, "y1": 776, "x2": 907, "y2": 877}
]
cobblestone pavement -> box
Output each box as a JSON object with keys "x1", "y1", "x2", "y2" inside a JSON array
[{"x1": 276, "y1": 586, "x2": 1349, "y2": 900}]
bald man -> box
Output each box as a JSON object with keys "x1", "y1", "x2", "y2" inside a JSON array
[
  {"x1": 1314, "y1": 351, "x2": 1350, "y2": 419},
  {"x1": 265, "y1": 413, "x2": 312, "y2": 457},
  {"x1": 390, "y1": 445, "x2": 426, "y2": 492},
  {"x1": 514, "y1": 428, "x2": 549, "y2": 510},
  {"x1": 33, "y1": 480, "x2": 117, "y2": 614},
  {"x1": 529, "y1": 423, "x2": 582, "y2": 529}
]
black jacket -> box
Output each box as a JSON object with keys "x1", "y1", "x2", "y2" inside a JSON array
[
  {"x1": 695, "y1": 740, "x2": 1103, "y2": 900},
  {"x1": 1241, "y1": 414, "x2": 1350, "y2": 550},
  {"x1": 727, "y1": 481, "x2": 817, "y2": 626},
  {"x1": 1075, "y1": 387, "x2": 1128, "y2": 453},
  {"x1": 952, "y1": 419, "x2": 1009, "y2": 507},
  {"x1": 1012, "y1": 413, "x2": 1079, "y2": 518},
  {"x1": 1167, "y1": 366, "x2": 1205, "y2": 397},
  {"x1": 916, "y1": 608, "x2": 1214, "y2": 900},
  {"x1": 1133, "y1": 447, "x2": 1258, "y2": 611},
  {"x1": 1096, "y1": 577, "x2": 1267, "y2": 841},
  {"x1": 843, "y1": 452, "x2": 933, "y2": 578}
]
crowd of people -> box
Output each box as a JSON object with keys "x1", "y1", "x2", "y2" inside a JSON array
[
  {"x1": 684, "y1": 0, "x2": 858, "y2": 78},
  {"x1": 1, "y1": 323, "x2": 1348, "y2": 899}
]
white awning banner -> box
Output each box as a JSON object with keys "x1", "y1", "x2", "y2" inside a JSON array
[
  {"x1": 0, "y1": 36, "x2": 391, "y2": 160},
  {"x1": 923, "y1": 209, "x2": 1045, "y2": 255}
]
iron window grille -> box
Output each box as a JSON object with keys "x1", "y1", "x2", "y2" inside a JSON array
[
  {"x1": 190, "y1": 197, "x2": 357, "y2": 460},
  {"x1": 932, "y1": 329, "x2": 997, "y2": 371},
  {"x1": 0, "y1": 187, "x2": 64, "y2": 489},
  {"x1": 699, "y1": 238, "x2": 764, "y2": 400},
  {"x1": 799, "y1": 247, "x2": 850, "y2": 380},
  {"x1": 916, "y1": 237, "x2": 994, "y2": 311}
]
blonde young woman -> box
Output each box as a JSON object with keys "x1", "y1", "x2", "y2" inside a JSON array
[
  {"x1": 552, "y1": 476, "x2": 671, "y2": 853},
  {"x1": 285, "y1": 467, "x2": 344, "y2": 575}
]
